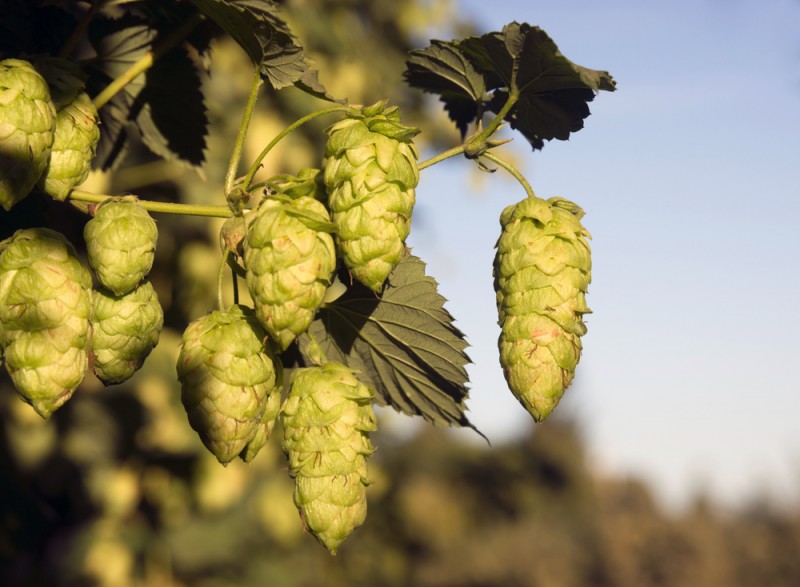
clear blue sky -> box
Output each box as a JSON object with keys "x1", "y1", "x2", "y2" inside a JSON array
[{"x1": 402, "y1": 0, "x2": 800, "y2": 509}]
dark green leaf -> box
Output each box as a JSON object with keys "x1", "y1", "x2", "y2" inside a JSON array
[{"x1": 307, "y1": 255, "x2": 475, "y2": 429}]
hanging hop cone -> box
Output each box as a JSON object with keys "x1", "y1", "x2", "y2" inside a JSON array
[
  {"x1": 90, "y1": 281, "x2": 164, "y2": 385},
  {"x1": 244, "y1": 170, "x2": 337, "y2": 350},
  {"x1": 323, "y1": 101, "x2": 419, "y2": 292},
  {"x1": 281, "y1": 361, "x2": 377, "y2": 554},
  {"x1": 0, "y1": 58, "x2": 56, "y2": 210},
  {"x1": 34, "y1": 57, "x2": 100, "y2": 201},
  {"x1": 494, "y1": 196, "x2": 591, "y2": 422},
  {"x1": 177, "y1": 305, "x2": 281, "y2": 464},
  {"x1": 0, "y1": 228, "x2": 91, "y2": 417},
  {"x1": 84, "y1": 197, "x2": 158, "y2": 295}
]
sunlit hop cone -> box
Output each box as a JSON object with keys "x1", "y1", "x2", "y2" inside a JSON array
[
  {"x1": 281, "y1": 361, "x2": 377, "y2": 554},
  {"x1": 177, "y1": 305, "x2": 280, "y2": 464},
  {"x1": 35, "y1": 57, "x2": 100, "y2": 200},
  {"x1": 84, "y1": 197, "x2": 158, "y2": 295},
  {"x1": 90, "y1": 281, "x2": 164, "y2": 385},
  {"x1": 244, "y1": 172, "x2": 336, "y2": 350},
  {"x1": 323, "y1": 101, "x2": 419, "y2": 292},
  {"x1": 0, "y1": 228, "x2": 91, "y2": 417},
  {"x1": 0, "y1": 58, "x2": 56, "y2": 210},
  {"x1": 494, "y1": 196, "x2": 591, "y2": 422}
]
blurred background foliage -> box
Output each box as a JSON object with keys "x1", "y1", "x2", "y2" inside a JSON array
[{"x1": 1, "y1": 0, "x2": 799, "y2": 585}]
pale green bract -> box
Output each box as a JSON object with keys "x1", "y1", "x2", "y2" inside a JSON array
[
  {"x1": 0, "y1": 228, "x2": 91, "y2": 417},
  {"x1": 0, "y1": 58, "x2": 56, "y2": 210},
  {"x1": 281, "y1": 361, "x2": 376, "y2": 554},
  {"x1": 323, "y1": 101, "x2": 419, "y2": 292},
  {"x1": 177, "y1": 305, "x2": 280, "y2": 464},
  {"x1": 494, "y1": 196, "x2": 591, "y2": 422}
]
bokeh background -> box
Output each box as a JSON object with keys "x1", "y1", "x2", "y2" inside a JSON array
[{"x1": 1, "y1": 0, "x2": 799, "y2": 585}]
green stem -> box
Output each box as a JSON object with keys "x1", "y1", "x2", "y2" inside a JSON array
[
  {"x1": 481, "y1": 151, "x2": 536, "y2": 200},
  {"x1": 217, "y1": 249, "x2": 231, "y2": 311},
  {"x1": 242, "y1": 106, "x2": 356, "y2": 192},
  {"x1": 475, "y1": 92, "x2": 518, "y2": 143},
  {"x1": 417, "y1": 145, "x2": 466, "y2": 171},
  {"x1": 69, "y1": 190, "x2": 233, "y2": 218},
  {"x1": 225, "y1": 69, "x2": 264, "y2": 199},
  {"x1": 59, "y1": 1, "x2": 98, "y2": 59},
  {"x1": 92, "y1": 12, "x2": 202, "y2": 110}
]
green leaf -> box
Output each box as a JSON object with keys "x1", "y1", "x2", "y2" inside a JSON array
[{"x1": 306, "y1": 255, "x2": 475, "y2": 429}]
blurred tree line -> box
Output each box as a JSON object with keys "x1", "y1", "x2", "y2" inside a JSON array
[{"x1": 2, "y1": 0, "x2": 799, "y2": 585}]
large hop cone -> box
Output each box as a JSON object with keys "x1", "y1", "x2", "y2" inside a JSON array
[
  {"x1": 281, "y1": 361, "x2": 376, "y2": 554},
  {"x1": 35, "y1": 57, "x2": 100, "y2": 201},
  {"x1": 90, "y1": 281, "x2": 164, "y2": 385},
  {"x1": 84, "y1": 197, "x2": 158, "y2": 295},
  {"x1": 494, "y1": 196, "x2": 591, "y2": 422},
  {"x1": 177, "y1": 305, "x2": 280, "y2": 464},
  {"x1": 0, "y1": 228, "x2": 91, "y2": 417},
  {"x1": 0, "y1": 58, "x2": 56, "y2": 210},
  {"x1": 323, "y1": 101, "x2": 419, "y2": 292},
  {"x1": 244, "y1": 172, "x2": 336, "y2": 350}
]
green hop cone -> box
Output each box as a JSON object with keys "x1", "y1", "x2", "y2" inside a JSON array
[
  {"x1": 84, "y1": 197, "x2": 158, "y2": 295},
  {"x1": 0, "y1": 58, "x2": 57, "y2": 210},
  {"x1": 323, "y1": 101, "x2": 419, "y2": 292},
  {"x1": 244, "y1": 175, "x2": 336, "y2": 350},
  {"x1": 0, "y1": 228, "x2": 91, "y2": 417},
  {"x1": 494, "y1": 196, "x2": 592, "y2": 422},
  {"x1": 34, "y1": 57, "x2": 100, "y2": 201},
  {"x1": 90, "y1": 281, "x2": 164, "y2": 385},
  {"x1": 281, "y1": 361, "x2": 376, "y2": 554},
  {"x1": 177, "y1": 305, "x2": 280, "y2": 464}
]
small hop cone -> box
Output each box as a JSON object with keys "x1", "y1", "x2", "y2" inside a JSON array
[
  {"x1": 90, "y1": 281, "x2": 164, "y2": 385},
  {"x1": 281, "y1": 362, "x2": 376, "y2": 554},
  {"x1": 84, "y1": 197, "x2": 158, "y2": 295},
  {"x1": 323, "y1": 102, "x2": 420, "y2": 292},
  {"x1": 0, "y1": 228, "x2": 91, "y2": 417},
  {"x1": 244, "y1": 181, "x2": 336, "y2": 350},
  {"x1": 494, "y1": 196, "x2": 592, "y2": 422},
  {"x1": 0, "y1": 58, "x2": 57, "y2": 210},
  {"x1": 34, "y1": 57, "x2": 100, "y2": 201},
  {"x1": 177, "y1": 305, "x2": 280, "y2": 464}
]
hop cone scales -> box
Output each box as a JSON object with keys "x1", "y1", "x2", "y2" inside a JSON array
[
  {"x1": 0, "y1": 58, "x2": 56, "y2": 210},
  {"x1": 323, "y1": 102, "x2": 419, "y2": 292},
  {"x1": 0, "y1": 228, "x2": 91, "y2": 417},
  {"x1": 494, "y1": 196, "x2": 591, "y2": 422},
  {"x1": 177, "y1": 305, "x2": 280, "y2": 464},
  {"x1": 281, "y1": 362, "x2": 376, "y2": 554},
  {"x1": 90, "y1": 281, "x2": 164, "y2": 385}
]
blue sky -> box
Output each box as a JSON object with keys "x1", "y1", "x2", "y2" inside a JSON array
[{"x1": 401, "y1": 0, "x2": 800, "y2": 509}]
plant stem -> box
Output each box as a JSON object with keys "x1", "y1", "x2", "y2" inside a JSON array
[
  {"x1": 59, "y1": 1, "x2": 98, "y2": 59},
  {"x1": 92, "y1": 12, "x2": 203, "y2": 110},
  {"x1": 417, "y1": 145, "x2": 466, "y2": 171},
  {"x1": 474, "y1": 92, "x2": 518, "y2": 144},
  {"x1": 225, "y1": 69, "x2": 264, "y2": 199},
  {"x1": 217, "y1": 249, "x2": 230, "y2": 311},
  {"x1": 242, "y1": 106, "x2": 356, "y2": 192},
  {"x1": 69, "y1": 189, "x2": 233, "y2": 218},
  {"x1": 481, "y1": 151, "x2": 536, "y2": 200}
]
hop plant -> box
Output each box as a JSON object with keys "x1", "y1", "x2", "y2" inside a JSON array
[
  {"x1": 323, "y1": 101, "x2": 419, "y2": 292},
  {"x1": 244, "y1": 171, "x2": 336, "y2": 350},
  {"x1": 34, "y1": 57, "x2": 100, "y2": 201},
  {"x1": 90, "y1": 282, "x2": 164, "y2": 385},
  {"x1": 0, "y1": 228, "x2": 91, "y2": 417},
  {"x1": 84, "y1": 197, "x2": 158, "y2": 295},
  {"x1": 0, "y1": 58, "x2": 56, "y2": 211},
  {"x1": 494, "y1": 196, "x2": 592, "y2": 422},
  {"x1": 177, "y1": 305, "x2": 280, "y2": 464},
  {"x1": 281, "y1": 361, "x2": 376, "y2": 554}
]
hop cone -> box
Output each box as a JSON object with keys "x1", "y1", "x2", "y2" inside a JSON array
[
  {"x1": 323, "y1": 102, "x2": 419, "y2": 292},
  {"x1": 494, "y1": 196, "x2": 591, "y2": 422},
  {"x1": 244, "y1": 173, "x2": 336, "y2": 350},
  {"x1": 84, "y1": 197, "x2": 158, "y2": 295},
  {"x1": 90, "y1": 281, "x2": 164, "y2": 385},
  {"x1": 281, "y1": 361, "x2": 376, "y2": 554},
  {"x1": 35, "y1": 57, "x2": 100, "y2": 201},
  {"x1": 0, "y1": 228, "x2": 91, "y2": 417},
  {"x1": 177, "y1": 305, "x2": 280, "y2": 464},
  {"x1": 0, "y1": 58, "x2": 56, "y2": 210}
]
